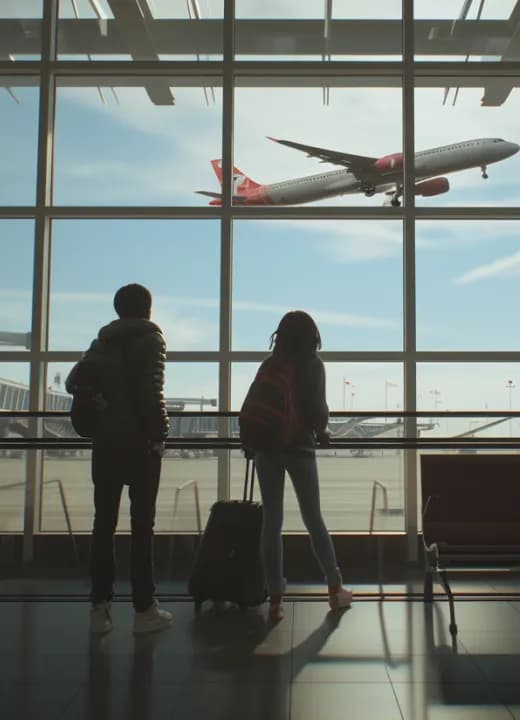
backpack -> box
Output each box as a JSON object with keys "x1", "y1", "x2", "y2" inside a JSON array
[
  {"x1": 239, "y1": 355, "x2": 301, "y2": 451},
  {"x1": 66, "y1": 359, "x2": 108, "y2": 439}
]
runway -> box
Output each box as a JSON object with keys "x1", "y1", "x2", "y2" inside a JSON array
[{"x1": 0, "y1": 451, "x2": 406, "y2": 534}]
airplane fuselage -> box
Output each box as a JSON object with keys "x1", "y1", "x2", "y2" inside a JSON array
[{"x1": 258, "y1": 138, "x2": 518, "y2": 205}]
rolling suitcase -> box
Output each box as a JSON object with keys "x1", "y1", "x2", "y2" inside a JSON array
[{"x1": 188, "y1": 459, "x2": 267, "y2": 610}]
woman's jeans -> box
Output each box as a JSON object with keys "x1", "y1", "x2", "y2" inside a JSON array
[{"x1": 255, "y1": 451, "x2": 342, "y2": 595}]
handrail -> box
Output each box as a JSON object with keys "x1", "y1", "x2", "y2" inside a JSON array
[
  {"x1": 0, "y1": 478, "x2": 80, "y2": 565},
  {"x1": 3, "y1": 410, "x2": 520, "y2": 418},
  {"x1": 2, "y1": 410, "x2": 520, "y2": 449},
  {"x1": 165, "y1": 480, "x2": 202, "y2": 573},
  {"x1": 368, "y1": 480, "x2": 391, "y2": 590},
  {"x1": 2, "y1": 437, "x2": 520, "y2": 450},
  {"x1": 369, "y1": 480, "x2": 389, "y2": 534},
  {"x1": 171, "y1": 480, "x2": 202, "y2": 536}
]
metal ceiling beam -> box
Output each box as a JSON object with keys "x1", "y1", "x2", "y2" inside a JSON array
[{"x1": 3, "y1": 18, "x2": 520, "y2": 57}]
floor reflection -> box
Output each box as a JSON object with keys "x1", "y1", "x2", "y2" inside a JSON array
[{"x1": 1, "y1": 594, "x2": 519, "y2": 720}]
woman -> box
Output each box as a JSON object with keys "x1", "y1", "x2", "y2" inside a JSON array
[{"x1": 254, "y1": 310, "x2": 352, "y2": 620}]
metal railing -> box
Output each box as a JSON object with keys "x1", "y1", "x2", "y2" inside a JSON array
[
  {"x1": 2, "y1": 410, "x2": 520, "y2": 450},
  {"x1": 369, "y1": 481, "x2": 389, "y2": 534},
  {"x1": 369, "y1": 481, "x2": 389, "y2": 589},
  {"x1": 166, "y1": 479, "x2": 202, "y2": 573},
  {"x1": 0, "y1": 478, "x2": 79, "y2": 564}
]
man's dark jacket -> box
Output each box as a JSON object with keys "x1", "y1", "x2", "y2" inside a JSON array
[{"x1": 66, "y1": 318, "x2": 169, "y2": 448}]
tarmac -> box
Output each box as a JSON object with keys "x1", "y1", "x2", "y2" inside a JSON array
[{"x1": 0, "y1": 451, "x2": 405, "y2": 534}]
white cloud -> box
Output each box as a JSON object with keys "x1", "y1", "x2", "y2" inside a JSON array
[
  {"x1": 455, "y1": 250, "x2": 520, "y2": 285},
  {"x1": 317, "y1": 221, "x2": 402, "y2": 261},
  {"x1": 233, "y1": 299, "x2": 396, "y2": 328},
  {"x1": 151, "y1": 310, "x2": 217, "y2": 349},
  {"x1": 47, "y1": 290, "x2": 218, "y2": 350},
  {"x1": 0, "y1": 290, "x2": 32, "y2": 333},
  {"x1": 55, "y1": 86, "x2": 222, "y2": 204},
  {"x1": 253, "y1": 218, "x2": 402, "y2": 261},
  {"x1": 416, "y1": 219, "x2": 520, "y2": 254}
]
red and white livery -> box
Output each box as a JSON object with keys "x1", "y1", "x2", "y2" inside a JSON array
[{"x1": 197, "y1": 137, "x2": 519, "y2": 207}]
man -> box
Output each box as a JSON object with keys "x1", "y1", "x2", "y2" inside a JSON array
[{"x1": 66, "y1": 284, "x2": 171, "y2": 633}]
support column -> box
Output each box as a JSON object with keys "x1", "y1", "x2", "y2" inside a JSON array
[
  {"x1": 402, "y1": 0, "x2": 418, "y2": 563},
  {"x1": 23, "y1": 0, "x2": 57, "y2": 564},
  {"x1": 217, "y1": 0, "x2": 235, "y2": 501}
]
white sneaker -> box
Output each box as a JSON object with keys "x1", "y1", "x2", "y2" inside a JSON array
[
  {"x1": 90, "y1": 602, "x2": 113, "y2": 633},
  {"x1": 134, "y1": 600, "x2": 173, "y2": 634}
]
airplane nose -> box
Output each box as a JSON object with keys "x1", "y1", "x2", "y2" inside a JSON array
[{"x1": 507, "y1": 142, "x2": 520, "y2": 156}]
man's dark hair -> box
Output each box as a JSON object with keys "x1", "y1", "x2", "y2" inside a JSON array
[{"x1": 113, "y1": 284, "x2": 152, "y2": 319}]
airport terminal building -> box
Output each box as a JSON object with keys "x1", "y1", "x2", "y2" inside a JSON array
[{"x1": 1, "y1": 3, "x2": 520, "y2": 719}]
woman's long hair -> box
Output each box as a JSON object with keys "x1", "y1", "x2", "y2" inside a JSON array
[{"x1": 269, "y1": 310, "x2": 322, "y2": 361}]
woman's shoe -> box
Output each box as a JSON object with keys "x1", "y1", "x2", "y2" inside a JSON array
[
  {"x1": 268, "y1": 594, "x2": 284, "y2": 621},
  {"x1": 328, "y1": 585, "x2": 353, "y2": 610}
]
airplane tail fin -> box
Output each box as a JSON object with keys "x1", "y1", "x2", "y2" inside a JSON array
[{"x1": 210, "y1": 159, "x2": 261, "y2": 192}]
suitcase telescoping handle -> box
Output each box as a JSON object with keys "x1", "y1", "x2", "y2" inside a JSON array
[{"x1": 243, "y1": 458, "x2": 256, "y2": 503}]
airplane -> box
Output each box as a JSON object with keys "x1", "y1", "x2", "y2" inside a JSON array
[{"x1": 197, "y1": 137, "x2": 519, "y2": 207}]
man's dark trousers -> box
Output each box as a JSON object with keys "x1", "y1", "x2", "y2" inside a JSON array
[{"x1": 90, "y1": 445, "x2": 161, "y2": 611}]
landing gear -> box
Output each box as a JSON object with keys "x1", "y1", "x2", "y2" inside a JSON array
[
  {"x1": 481, "y1": 164, "x2": 488, "y2": 179},
  {"x1": 383, "y1": 184, "x2": 402, "y2": 207},
  {"x1": 363, "y1": 184, "x2": 376, "y2": 197}
]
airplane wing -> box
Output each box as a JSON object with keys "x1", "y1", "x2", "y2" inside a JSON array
[
  {"x1": 267, "y1": 137, "x2": 378, "y2": 178},
  {"x1": 196, "y1": 190, "x2": 222, "y2": 198}
]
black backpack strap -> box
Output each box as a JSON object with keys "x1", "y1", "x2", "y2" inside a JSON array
[{"x1": 243, "y1": 457, "x2": 256, "y2": 502}]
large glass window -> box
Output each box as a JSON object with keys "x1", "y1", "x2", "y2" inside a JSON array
[
  {"x1": 0, "y1": 363, "x2": 29, "y2": 533},
  {"x1": 0, "y1": 80, "x2": 39, "y2": 206},
  {"x1": 54, "y1": 79, "x2": 222, "y2": 205},
  {"x1": 49, "y1": 220, "x2": 220, "y2": 351},
  {"x1": 233, "y1": 220, "x2": 403, "y2": 351},
  {"x1": 165, "y1": 363, "x2": 219, "y2": 414},
  {"x1": 0, "y1": 220, "x2": 34, "y2": 350},
  {"x1": 232, "y1": 82, "x2": 402, "y2": 208},
  {"x1": 418, "y1": 362, "x2": 520, "y2": 428},
  {"x1": 415, "y1": 84, "x2": 520, "y2": 206},
  {"x1": 3, "y1": 4, "x2": 520, "y2": 548},
  {"x1": 416, "y1": 221, "x2": 520, "y2": 350}
]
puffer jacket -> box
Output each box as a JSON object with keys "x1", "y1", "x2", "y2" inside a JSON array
[{"x1": 67, "y1": 318, "x2": 169, "y2": 448}]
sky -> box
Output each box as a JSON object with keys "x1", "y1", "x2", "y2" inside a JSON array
[{"x1": 2, "y1": 1, "x2": 520, "y2": 418}]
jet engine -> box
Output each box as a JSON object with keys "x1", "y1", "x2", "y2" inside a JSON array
[
  {"x1": 374, "y1": 152, "x2": 403, "y2": 173},
  {"x1": 414, "y1": 177, "x2": 450, "y2": 197}
]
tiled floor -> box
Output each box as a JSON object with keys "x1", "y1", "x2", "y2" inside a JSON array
[{"x1": 1, "y1": 586, "x2": 520, "y2": 720}]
